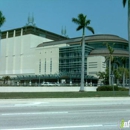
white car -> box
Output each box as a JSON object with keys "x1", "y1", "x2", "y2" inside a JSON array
[{"x1": 41, "y1": 82, "x2": 54, "y2": 86}]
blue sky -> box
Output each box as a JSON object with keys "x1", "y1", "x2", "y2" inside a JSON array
[{"x1": 0, "y1": 0, "x2": 128, "y2": 39}]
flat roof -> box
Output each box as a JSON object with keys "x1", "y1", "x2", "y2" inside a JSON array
[{"x1": 1, "y1": 25, "x2": 68, "y2": 41}]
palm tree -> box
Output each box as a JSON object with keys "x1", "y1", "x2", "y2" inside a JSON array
[
  {"x1": 123, "y1": 0, "x2": 130, "y2": 94},
  {"x1": 0, "y1": 11, "x2": 5, "y2": 28},
  {"x1": 97, "y1": 70, "x2": 108, "y2": 85},
  {"x1": 114, "y1": 68, "x2": 121, "y2": 85},
  {"x1": 72, "y1": 13, "x2": 94, "y2": 91},
  {"x1": 105, "y1": 43, "x2": 115, "y2": 86},
  {"x1": 120, "y1": 57, "x2": 128, "y2": 87}
]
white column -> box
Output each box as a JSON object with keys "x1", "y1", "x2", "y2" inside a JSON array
[
  {"x1": 13, "y1": 30, "x2": 15, "y2": 55},
  {"x1": 6, "y1": 31, "x2": 8, "y2": 56},
  {"x1": 20, "y1": 28, "x2": 23, "y2": 73},
  {"x1": 13, "y1": 30, "x2": 16, "y2": 74},
  {"x1": 5, "y1": 32, "x2": 9, "y2": 74}
]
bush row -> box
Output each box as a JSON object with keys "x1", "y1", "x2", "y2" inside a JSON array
[{"x1": 97, "y1": 85, "x2": 128, "y2": 91}]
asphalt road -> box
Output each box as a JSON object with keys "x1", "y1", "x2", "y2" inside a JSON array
[{"x1": 0, "y1": 97, "x2": 130, "y2": 130}]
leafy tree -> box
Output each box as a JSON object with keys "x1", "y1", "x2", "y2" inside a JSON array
[
  {"x1": 2, "y1": 76, "x2": 11, "y2": 85},
  {"x1": 72, "y1": 13, "x2": 94, "y2": 91}
]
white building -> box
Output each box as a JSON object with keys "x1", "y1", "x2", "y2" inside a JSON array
[
  {"x1": 0, "y1": 25, "x2": 67, "y2": 78},
  {"x1": 87, "y1": 56, "x2": 106, "y2": 77},
  {"x1": 0, "y1": 19, "x2": 128, "y2": 85}
]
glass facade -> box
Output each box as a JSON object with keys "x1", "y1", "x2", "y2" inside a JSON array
[
  {"x1": 59, "y1": 44, "x2": 95, "y2": 82},
  {"x1": 88, "y1": 42, "x2": 128, "y2": 51}
]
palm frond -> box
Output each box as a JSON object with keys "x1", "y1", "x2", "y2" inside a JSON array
[
  {"x1": 76, "y1": 25, "x2": 83, "y2": 31},
  {"x1": 86, "y1": 20, "x2": 90, "y2": 25},
  {"x1": 78, "y1": 14, "x2": 85, "y2": 22},
  {"x1": 86, "y1": 26, "x2": 94, "y2": 34},
  {"x1": 0, "y1": 11, "x2": 5, "y2": 27},
  {"x1": 72, "y1": 18, "x2": 80, "y2": 25},
  {"x1": 123, "y1": 0, "x2": 127, "y2": 7},
  {"x1": 72, "y1": 13, "x2": 94, "y2": 35}
]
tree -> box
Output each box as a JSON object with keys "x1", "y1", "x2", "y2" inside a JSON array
[
  {"x1": 122, "y1": 0, "x2": 130, "y2": 94},
  {"x1": 97, "y1": 68, "x2": 109, "y2": 85},
  {"x1": 105, "y1": 43, "x2": 115, "y2": 86},
  {"x1": 2, "y1": 76, "x2": 10, "y2": 85},
  {"x1": 72, "y1": 13, "x2": 94, "y2": 91},
  {"x1": 114, "y1": 68, "x2": 122, "y2": 85},
  {"x1": 120, "y1": 57, "x2": 128, "y2": 87},
  {"x1": 0, "y1": 11, "x2": 5, "y2": 28}
]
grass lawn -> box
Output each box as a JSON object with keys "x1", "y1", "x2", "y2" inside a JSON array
[{"x1": 0, "y1": 91, "x2": 129, "y2": 99}]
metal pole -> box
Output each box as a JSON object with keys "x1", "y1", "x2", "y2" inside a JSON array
[{"x1": 128, "y1": 3, "x2": 130, "y2": 95}]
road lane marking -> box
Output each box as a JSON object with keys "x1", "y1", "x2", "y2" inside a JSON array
[
  {"x1": 1, "y1": 111, "x2": 68, "y2": 116},
  {"x1": 0, "y1": 102, "x2": 49, "y2": 107},
  {"x1": 0, "y1": 124, "x2": 118, "y2": 130},
  {"x1": 14, "y1": 102, "x2": 49, "y2": 106}
]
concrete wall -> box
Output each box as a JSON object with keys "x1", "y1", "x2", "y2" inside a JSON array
[
  {"x1": 87, "y1": 56, "x2": 106, "y2": 77},
  {"x1": 35, "y1": 44, "x2": 67, "y2": 75},
  {"x1": 0, "y1": 29, "x2": 52, "y2": 76},
  {"x1": 0, "y1": 86, "x2": 97, "y2": 92}
]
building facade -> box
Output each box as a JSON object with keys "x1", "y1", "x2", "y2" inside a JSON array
[{"x1": 0, "y1": 25, "x2": 129, "y2": 85}]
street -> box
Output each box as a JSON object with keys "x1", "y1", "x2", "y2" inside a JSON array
[{"x1": 0, "y1": 97, "x2": 130, "y2": 130}]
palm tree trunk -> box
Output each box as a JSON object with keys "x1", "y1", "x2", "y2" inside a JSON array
[
  {"x1": 117, "y1": 79, "x2": 119, "y2": 85},
  {"x1": 109, "y1": 60, "x2": 111, "y2": 86},
  {"x1": 123, "y1": 71, "x2": 125, "y2": 87},
  {"x1": 128, "y1": 1, "x2": 130, "y2": 95},
  {"x1": 80, "y1": 29, "x2": 85, "y2": 91}
]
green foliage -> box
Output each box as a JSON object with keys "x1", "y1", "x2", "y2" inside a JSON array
[
  {"x1": 123, "y1": 0, "x2": 127, "y2": 7},
  {"x1": 72, "y1": 13, "x2": 94, "y2": 35},
  {"x1": 2, "y1": 76, "x2": 11, "y2": 84},
  {"x1": 0, "y1": 11, "x2": 5, "y2": 27},
  {"x1": 97, "y1": 68, "x2": 109, "y2": 84},
  {"x1": 0, "y1": 91, "x2": 128, "y2": 99},
  {"x1": 118, "y1": 87, "x2": 129, "y2": 91},
  {"x1": 97, "y1": 85, "x2": 119, "y2": 91}
]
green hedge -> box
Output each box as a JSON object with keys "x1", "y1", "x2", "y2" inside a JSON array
[
  {"x1": 97, "y1": 85, "x2": 119, "y2": 91},
  {"x1": 118, "y1": 87, "x2": 129, "y2": 91}
]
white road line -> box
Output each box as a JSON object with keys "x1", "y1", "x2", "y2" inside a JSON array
[
  {"x1": 0, "y1": 102, "x2": 49, "y2": 107},
  {"x1": 1, "y1": 111, "x2": 68, "y2": 116},
  {"x1": 0, "y1": 124, "x2": 118, "y2": 130},
  {"x1": 14, "y1": 102, "x2": 49, "y2": 106}
]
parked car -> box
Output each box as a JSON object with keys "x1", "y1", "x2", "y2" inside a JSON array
[{"x1": 41, "y1": 82, "x2": 55, "y2": 86}]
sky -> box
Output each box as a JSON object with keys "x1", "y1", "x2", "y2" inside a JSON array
[{"x1": 0, "y1": 0, "x2": 128, "y2": 39}]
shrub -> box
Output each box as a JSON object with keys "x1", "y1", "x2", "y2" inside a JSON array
[
  {"x1": 97, "y1": 85, "x2": 119, "y2": 91},
  {"x1": 118, "y1": 87, "x2": 129, "y2": 91}
]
